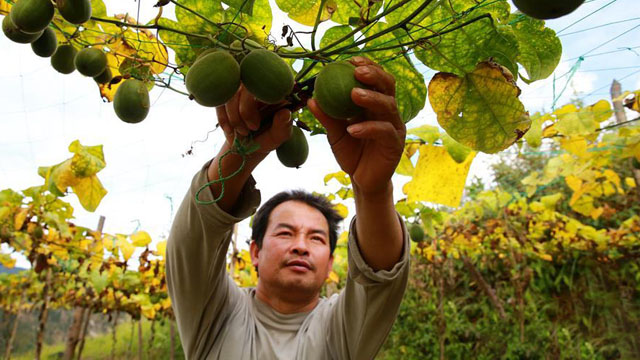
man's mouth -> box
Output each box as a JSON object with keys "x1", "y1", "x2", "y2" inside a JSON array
[{"x1": 285, "y1": 259, "x2": 312, "y2": 272}]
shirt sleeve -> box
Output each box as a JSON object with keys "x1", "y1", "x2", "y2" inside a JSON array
[
  {"x1": 166, "y1": 160, "x2": 261, "y2": 359},
  {"x1": 326, "y1": 214, "x2": 410, "y2": 360}
]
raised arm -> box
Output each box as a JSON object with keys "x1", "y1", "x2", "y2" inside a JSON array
[
  {"x1": 307, "y1": 56, "x2": 405, "y2": 270},
  {"x1": 166, "y1": 86, "x2": 292, "y2": 358}
]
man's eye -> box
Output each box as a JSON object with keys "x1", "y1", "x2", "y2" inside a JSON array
[
  {"x1": 312, "y1": 237, "x2": 324, "y2": 243},
  {"x1": 277, "y1": 232, "x2": 291, "y2": 237}
]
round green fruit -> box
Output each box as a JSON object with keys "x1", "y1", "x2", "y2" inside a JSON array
[
  {"x1": 276, "y1": 126, "x2": 309, "y2": 168},
  {"x1": 51, "y1": 44, "x2": 78, "y2": 74},
  {"x1": 31, "y1": 27, "x2": 57, "y2": 57},
  {"x1": 194, "y1": 48, "x2": 219, "y2": 63},
  {"x1": 409, "y1": 224, "x2": 425, "y2": 243},
  {"x1": 75, "y1": 47, "x2": 107, "y2": 77},
  {"x1": 113, "y1": 79, "x2": 150, "y2": 124},
  {"x1": 313, "y1": 61, "x2": 367, "y2": 121},
  {"x1": 240, "y1": 49, "x2": 294, "y2": 104},
  {"x1": 10, "y1": 0, "x2": 54, "y2": 34},
  {"x1": 56, "y1": 0, "x2": 92, "y2": 24},
  {"x1": 93, "y1": 67, "x2": 112, "y2": 85},
  {"x1": 513, "y1": 0, "x2": 584, "y2": 20},
  {"x1": 186, "y1": 50, "x2": 240, "y2": 107},
  {"x1": 2, "y1": 15, "x2": 42, "y2": 44}
]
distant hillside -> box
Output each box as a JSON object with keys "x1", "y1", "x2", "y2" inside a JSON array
[{"x1": 0, "y1": 264, "x2": 26, "y2": 274}]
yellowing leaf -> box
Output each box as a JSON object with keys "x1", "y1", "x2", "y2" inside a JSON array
[
  {"x1": 71, "y1": 175, "x2": 107, "y2": 212},
  {"x1": 428, "y1": 61, "x2": 530, "y2": 153},
  {"x1": 13, "y1": 208, "x2": 28, "y2": 231},
  {"x1": 0, "y1": 253, "x2": 16, "y2": 268},
  {"x1": 69, "y1": 140, "x2": 106, "y2": 177},
  {"x1": 403, "y1": 145, "x2": 475, "y2": 207},
  {"x1": 324, "y1": 171, "x2": 350, "y2": 186},
  {"x1": 155, "y1": 240, "x2": 167, "y2": 258},
  {"x1": 540, "y1": 193, "x2": 563, "y2": 210},
  {"x1": 590, "y1": 207, "x2": 604, "y2": 220},
  {"x1": 441, "y1": 133, "x2": 474, "y2": 163},
  {"x1": 130, "y1": 231, "x2": 152, "y2": 247},
  {"x1": 116, "y1": 234, "x2": 135, "y2": 261},
  {"x1": 333, "y1": 203, "x2": 348, "y2": 219},
  {"x1": 396, "y1": 151, "x2": 415, "y2": 176},
  {"x1": 559, "y1": 137, "x2": 588, "y2": 158},
  {"x1": 407, "y1": 125, "x2": 440, "y2": 144},
  {"x1": 524, "y1": 113, "x2": 548, "y2": 148},
  {"x1": 625, "y1": 177, "x2": 636, "y2": 188},
  {"x1": 326, "y1": 271, "x2": 339, "y2": 284}
]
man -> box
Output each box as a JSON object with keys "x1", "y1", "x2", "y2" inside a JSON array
[{"x1": 167, "y1": 56, "x2": 410, "y2": 359}]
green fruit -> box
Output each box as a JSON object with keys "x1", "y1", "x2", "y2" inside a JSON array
[
  {"x1": 56, "y1": 0, "x2": 92, "y2": 24},
  {"x1": 632, "y1": 157, "x2": 640, "y2": 170},
  {"x1": 276, "y1": 126, "x2": 309, "y2": 168},
  {"x1": 513, "y1": 0, "x2": 584, "y2": 20},
  {"x1": 9, "y1": 0, "x2": 54, "y2": 34},
  {"x1": 2, "y1": 15, "x2": 42, "y2": 43},
  {"x1": 113, "y1": 79, "x2": 150, "y2": 123},
  {"x1": 186, "y1": 50, "x2": 240, "y2": 107},
  {"x1": 75, "y1": 47, "x2": 107, "y2": 77},
  {"x1": 314, "y1": 61, "x2": 367, "y2": 121},
  {"x1": 33, "y1": 225, "x2": 44, "y2": 239},
  {"x1": 240, "y1": 49, "x2": 294, "y2": 104},
  {"x1": 93, "y1": 67, "x2": 112, "y2": 84},
  {"x1": 230, "y1": 39, "x2": 263, "y2": 62},
  {"x1": 31, "y1": 27, "x2": 57, "y2": 57},
  {"x1": 194, "y1": 48, "x2": 219, "y2": 63},
  {"x1": 409, "y1": 224, "x2": 425, "y2": 243},
  {"x1": 51, "y1": 44, "x2": 78, "y2": 74}
]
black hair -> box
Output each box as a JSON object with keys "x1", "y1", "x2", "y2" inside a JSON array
[{"x1": 251, "y1": 190, "x2": 343, "y2": 255}]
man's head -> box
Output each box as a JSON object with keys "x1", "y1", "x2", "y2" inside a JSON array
[{"x1": 250, "y1": 190, "x2": 343, "y2": 301}]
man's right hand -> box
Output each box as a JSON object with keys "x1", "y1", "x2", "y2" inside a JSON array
[{"x1": 216, "y1": 84, "x2": 293, "y2": 155}]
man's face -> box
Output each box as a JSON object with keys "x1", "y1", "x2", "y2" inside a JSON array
[{"x1": 250, "y1": 200, "x2": 334, "y2": 300}]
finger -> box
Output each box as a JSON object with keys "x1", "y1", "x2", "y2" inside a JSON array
[
  {"x1": 216, "y1": 106, "x2": 234, "y2": 139},
  {"x1": 349, "y1": 56, "x2": 384, "y2": 71},
  {"x1": 350, "y1": 89, "x2": 404, "y2": 130},
  {"x1": 225, "y1": 89, "x2": 249, "y2": 136},
  {"x1": 346, "y1": 120, "x2": 401, "y2": 145},
  {"x1": 266, "y1": 108, "x2": 292, "y2": 145},
  {"x1": 239, "y1": 87, "x2": 261, "y2": 131},
  {"x1": 354, "y1": 65, "x2": 396, "y2": 97},
  {"x1": 307, "y1": 99, "x2": 348, "y2": 145}
]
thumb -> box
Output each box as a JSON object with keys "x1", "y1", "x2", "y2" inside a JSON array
[{"x1": 268, "y1": 108, "x2": 292, "y2": 145}]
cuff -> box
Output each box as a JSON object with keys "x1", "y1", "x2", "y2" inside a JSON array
[
  {"x1": 346, "y1": 212, "x2": 410, "y2": 285},
  {"x1": 189, "y1": 159, "x2": 262, "y2": 226}
]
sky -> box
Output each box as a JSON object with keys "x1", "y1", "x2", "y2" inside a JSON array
[{"x1": 1, "y1": 0, "x2": 639, "y2": 268}]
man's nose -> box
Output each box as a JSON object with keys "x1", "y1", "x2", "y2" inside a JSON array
[{"x1": 291, "y1": 234, "x2": 309, "y2": 255}]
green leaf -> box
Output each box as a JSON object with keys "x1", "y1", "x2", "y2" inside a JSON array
[
  {"x1": 69, "y1": 140, "x2": 106, "y2": 178},
  {"x1": 331, "y1": 0, "x2": 382, "y2": 26},
  {"x1": 275, "y1": 0, "x2": 330, "y2": 26},
  {"x1": 0, "y1": 190, "x2": 23, "y2": 206},
  {"x1": 409, "y1": 0, "x2": 514, "y2": 76},
  {"x1": 524, "y1": 112, "x2": 548, "y2": 148},
  {"x1": 428, "y1": 61, "x2": 530, "y2": 154},
  {"x1": 298, "y1": 108, "x2": 325, "y2": 135},
  {"x1": 223, "y1": 0, "x2": 257, "y2": 16},
  {"x1": 223, "y1": 0, "x2": 272, "y2": 43},
  {"x1": 407, "y1": 125, "x2": 440, "y2": 143},
  {"x1": 441, "y1": 133, "x2": 473, "y2": 163},
  {"x1": 319, "y1": 25, "x2": 354, "y2": 53},
  {"x1": 362, "y1": 23, "x2": 426, "y2": 123},
  {"x1": 510, "y1": 14, "x2": 562, "y2": 83},
  {"x1": 157, "y1": 18, "x2": 197, "y2": 69}
]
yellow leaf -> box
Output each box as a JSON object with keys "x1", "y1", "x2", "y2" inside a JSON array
[
  {"x1": 540, "y1": 193, "x2": 563, "y2": 209},
  {"x1": 155, "y1": 240, "x2": 167, "y2": 258},
  {"x1": 69, "y1": 140, "x2": 106, "y2": 177},
  {"x1": 625, "y1": 177, "x2": 636, "y2": 188},
  {"x1": 590, "y1": 207, "x2": 604, "y2": 220},
  {"x1": 407, "y1": 125, "x2": 440, "y2": 143},
  {"x1": 116, "y1": 235, "x2": 135, "y2": 261},
  {"x1": 323, "y1": 171, "x2": 350, "y2": 186},
  {"x1": 559, "y1": 137, "x2": 588, "y2": 158},
  {"x1": 0, "y1": 253, "x2": 16, "y2": 268},
  {"x1": 589, "y1": 99, "x2": 612, "y2": 123},
  {"x1": 395, "y1": 151, "x2": 414, "y2": 176},
  {"x1": 403, "y1": 145, "x2": 475, "y2": 207},
  {"x1": 71, "y1": 175, "x2": 107, "y2": 212},
  {"x1": 333, "y1": 203, "x2": 348, "y2": 219},
  {"x1": 130, "y1": 231, "x2": 152, "y2": 247},
  {"x1": 13, "y1": 208, "x2": 28, "y2": 231},
  {"x1": 538, "y1": 253, "x2": 553, "y2": 262},
  {"x1": 0, "y1": 0, "x2": 11, "y2": 14},
  {"x1": 141, "y1": 304, "x2": 156, "y2": 319},
  {"x1": 326, "y1": 271, "x2": 339, "y2": 284}
]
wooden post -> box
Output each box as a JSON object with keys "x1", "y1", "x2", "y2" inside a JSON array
[
  {"x1": 138, "y1": 319, "x2": 143, "y2": 360},
  {"x1": 35, "y1": 269, "x2": 52, "y2": 360},
  {"x1": 610, "y1": 80, "x2": 626, "y2": 124},
  {"x1": 76, "y1": 308, "x2": 91, "y2": 360},
  {"x1": 110, "y1": 311, "x2": 119, "y2": 360},
  {"x1": 66, "y1": 216, "x2": 105, "y2": 360},
  {"x1": 4, "y1": 293, "x2": 25, "y2": 360}
]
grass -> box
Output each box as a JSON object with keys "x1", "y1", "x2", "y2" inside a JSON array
[{"x1": 13, "y1": 317, "x2": 183, "y2": 360}]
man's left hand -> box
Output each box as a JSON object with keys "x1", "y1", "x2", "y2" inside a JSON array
[{"x1": 307, "y1": 56, "x2": 406, "y2": 196}]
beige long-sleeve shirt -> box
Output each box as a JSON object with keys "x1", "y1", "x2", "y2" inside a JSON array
[{"x1": 166, "y1": 161, "x2": 410, "y2": 360}]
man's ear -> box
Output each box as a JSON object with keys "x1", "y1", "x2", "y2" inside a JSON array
[
  {"x1": 250, "y1": 240, "x2": 259, "y2": 267},
  {"x1": 326, "y1": 254, "x2": 334, "y2": 278}
]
